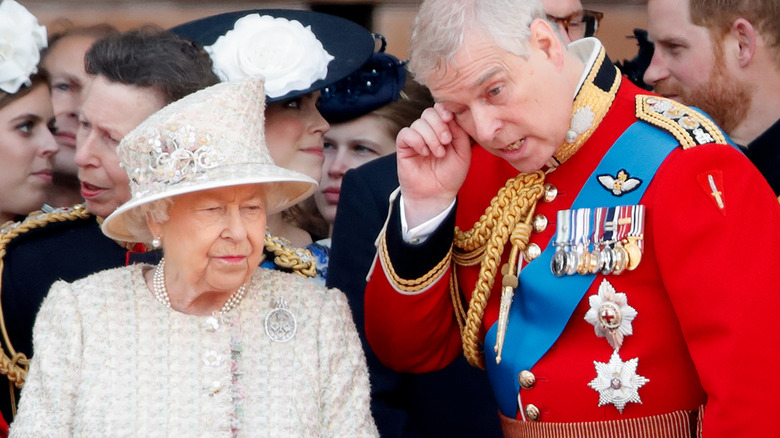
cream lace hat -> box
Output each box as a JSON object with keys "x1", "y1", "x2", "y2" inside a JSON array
[{"x1": 102, "y1": 78, "x2": 317, "y2": 243}]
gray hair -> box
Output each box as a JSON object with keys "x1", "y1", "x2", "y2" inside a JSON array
[
  {"x1": 408, "y1": 0, "x2": 546, "y2": 86},
  {"x1": 124, "y1": 198, "x2": 174, "y2": 245}
]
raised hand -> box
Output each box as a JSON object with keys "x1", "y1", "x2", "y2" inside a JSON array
[{"x1": 395, "y1": 103, "x2": 473, "y2": 228}]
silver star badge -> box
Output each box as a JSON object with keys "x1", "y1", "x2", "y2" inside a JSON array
[
  {"x1": 584, "y1": 279, "x2": 637, "y2": 350},
  {"x1": 588, "y1": 350, "x2": 649, "y2": 413}
]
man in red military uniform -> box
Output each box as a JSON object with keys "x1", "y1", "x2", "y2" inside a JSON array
[{"x1": 363, "y1": 0, "x2": 780, "y2": 436}]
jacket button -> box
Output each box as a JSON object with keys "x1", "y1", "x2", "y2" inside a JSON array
[
  {"x1": 523, "y1": 243, "x2": 541, "y2": 262},
  {"x1": 525, "y1": 404, "x2": 540, "y2": 421},
  {"x1": 543, "y1": 184, "x2": 558, "y2": 203},
  {"x1": 532, "y1": 214, "x2": 548, "y2": 232},
  {"x1": 518, "y1": 370, "x2": 536, "y2": 389}
]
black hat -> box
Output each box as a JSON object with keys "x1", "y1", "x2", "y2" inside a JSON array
[
  {"x1": 319, "y1": 34, "x2": 408, "y2": 124},
  {"x1": 170, "y1": 9, "x2": 374, "y2": 102}
]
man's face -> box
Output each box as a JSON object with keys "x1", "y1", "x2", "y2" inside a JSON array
[
  {"x1": 542, "y1": 0, "x2": 584, "y2": 44},
  {"x1": 644, "y1": 0, "x2": 717, "y2": 101},
  {"x1": 428, "y1": 22, "x2": 574, "y2": 173},
  {"x1": 644, "y1": 0, "x2": 752, "y2": 134}
]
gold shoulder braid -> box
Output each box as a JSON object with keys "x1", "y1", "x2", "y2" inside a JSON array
[
  {"x1": 451, "y1": 172, "x2": 546, "y2": 368},
  {"x1": 263, "y1": 232, "x2": 317, "y2": 278},
  {"x1": 379, "y1": 231, "x2": 453, "y2": 293},
  {"x1": 0, "y1": 204, "x2": 91, "y2": 415},
  {"x1": 552, "y1": 47, "x2": 621, "y2": 164},
  {"x1": 635, "y1": 95, "x2": 727, "y2": 149}
]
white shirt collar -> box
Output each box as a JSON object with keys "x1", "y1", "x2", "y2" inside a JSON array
[{"x1": 569, "y1": 37, "x2": 603, "y2": 99}]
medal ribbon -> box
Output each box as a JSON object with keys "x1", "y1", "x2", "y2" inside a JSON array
[
  {"x1": 616, "y1": 205, "x2": 632, "y2": 243},
  {"x1": 628, "y1": 205, "x2": 645, "y2": 252},
  {"x1": 576, "y1": 208, "x2": 591, "y2": 251},
  {"x1": 554, "y1": 209, "x2": 572, "y2": 248},
  {"x1": 592, "y1": 207, "x2": 606, "y2": 249},
  {"x1": 485, "y1": 119, "x2": 682, "y2": 417},
  {"x1": 603, "y1": 207, "x2": 617, "y2": 245}
]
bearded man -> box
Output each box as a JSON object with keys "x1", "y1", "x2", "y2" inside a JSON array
[{"x1": 644, "y1": 0, "x2": 780, "y2": 195}]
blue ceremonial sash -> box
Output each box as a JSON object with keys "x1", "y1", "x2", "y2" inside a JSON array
[{"x1": 483, "y1": 120, "x2": 680, "y2": 417}]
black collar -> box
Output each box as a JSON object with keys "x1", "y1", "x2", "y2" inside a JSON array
[{"x1": 743, "y1": 117, "x2": 780, "y2": 196}]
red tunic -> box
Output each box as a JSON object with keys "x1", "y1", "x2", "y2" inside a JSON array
[{"x1": 365, "y1": 71, "x2": 780, "y2": 436}]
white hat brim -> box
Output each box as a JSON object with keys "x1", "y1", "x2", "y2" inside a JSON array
[{"x1": 101, "y1": 162, "x2": 317, "y2": 243}]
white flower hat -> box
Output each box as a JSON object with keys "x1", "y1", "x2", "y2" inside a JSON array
[
  {"x1": 101, "y1": 78, "x2": 317, "y2": 243},
  {"x1": 170, "y1": 9, "x2": 374, "y2": 102},
  {"x1": 0, "y1": 0, "x2": 47, "y2": 94}
]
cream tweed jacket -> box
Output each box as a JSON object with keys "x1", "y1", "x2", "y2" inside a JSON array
[{"x1": 10, "y1": 264, "x2": 377, "y2": 437}]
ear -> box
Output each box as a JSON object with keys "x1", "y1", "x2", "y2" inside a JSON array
[
  {"x1": 730, "y1": 18, "x2": 757, "y2": 68},
  {"x1": 530, "y1": 18, "x2": 565, "y2": 69}
]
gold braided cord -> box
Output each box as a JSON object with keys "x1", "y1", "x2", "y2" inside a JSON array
[
  {"x1": 448, "y1": 46, "x2": 622, "y2": 368},
  {"x1": 263, "y1": 234, "x2": 317, "y2": 278},
  {"x1": 378, "y1": 232, "x2": 453, "y2": 293},
  {"x1": 553, "y1": 50, "x2": 621, "y2": 164},
  {"x1": 449, "y1": 268, "x2": 468, "y2": 334},
  {"x1": 451, "y1": 172, "x2": 546, "y2": 368},
  {"x1": 0, "y1": 205, "x2": 92, "y2": 415}
]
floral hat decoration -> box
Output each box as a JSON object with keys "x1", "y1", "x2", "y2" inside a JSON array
[
  {"x1": 101, "y1": 78, "x2": 318, "y2": 243},
  {"x1": 318, "y1": 34, "x2": 408, "y2": 124},
  {"x1": 170, "y1": 9, "x2": 374, "y2": 102},
  {"x1": 0, "y1": 0, "x2": 47, "y2": 94}
]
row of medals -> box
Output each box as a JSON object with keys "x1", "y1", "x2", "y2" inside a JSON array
[{"x1": 550, "y1": 205, "x2": 645, "y2": 277}]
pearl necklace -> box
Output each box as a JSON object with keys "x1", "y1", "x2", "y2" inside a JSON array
[{"x1": 152, "y1": 258, "x2": 248, "y2": 314}]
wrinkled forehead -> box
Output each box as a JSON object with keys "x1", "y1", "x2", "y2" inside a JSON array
[{"x1": 427, "y1": 35, "x2": 517, "y2": 95}]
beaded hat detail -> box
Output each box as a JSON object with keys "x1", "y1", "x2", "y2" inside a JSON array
[{"x1": 102, "y1": 78, "x2": 317, "y2": 243}]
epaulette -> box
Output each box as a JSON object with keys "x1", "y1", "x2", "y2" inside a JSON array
[
  {"x1": 0, "y1": 204, "x2": 92, "y2": 408},
  {"x1": 263, "y1": 233, "x2": 317, "y2": 278},
  {"x1": 635, "y1": 95, "x2": 728, "y2": 150}
]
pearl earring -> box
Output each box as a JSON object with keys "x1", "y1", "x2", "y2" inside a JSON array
[{"x1": 152, "y1": 236, "x2": 162, "y2": 249}]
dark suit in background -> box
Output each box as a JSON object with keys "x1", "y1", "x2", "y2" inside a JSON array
[{"x1": 327, "y1": 153, "x2": 502, "y2": 438}]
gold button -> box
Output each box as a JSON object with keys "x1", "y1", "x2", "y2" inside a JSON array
[
  {"x1": 532, "y1": 214, "x2": 548, "y2": 233},
  {"x1": 543, "y1": 184, "x2": 558, "y2": 203},
  {"x1": 523, "y1": 244, "x2": 541, "y2": 262},
  {"x1": 525, "y1": 404, "x2": 540, "y2": 421},
  {"x1": 518, "y1": 370, "x2": 536, "y2": 389}
]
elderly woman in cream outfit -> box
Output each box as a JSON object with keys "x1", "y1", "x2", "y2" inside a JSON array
[{"x1": 10, "y1": 78, "x2": 377, "y2": 437}]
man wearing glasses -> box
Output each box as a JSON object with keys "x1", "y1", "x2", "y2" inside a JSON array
[{"x1": 545, "y1": 1, "x2": 603, "y2": 43}]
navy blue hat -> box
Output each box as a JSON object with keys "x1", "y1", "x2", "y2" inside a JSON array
[
  {"x1": 170, "y1": 9, "x2": 374, "y2": 102},
  {"x1": 319, "y1": 34, "x2": 408, "y2": 124}
]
